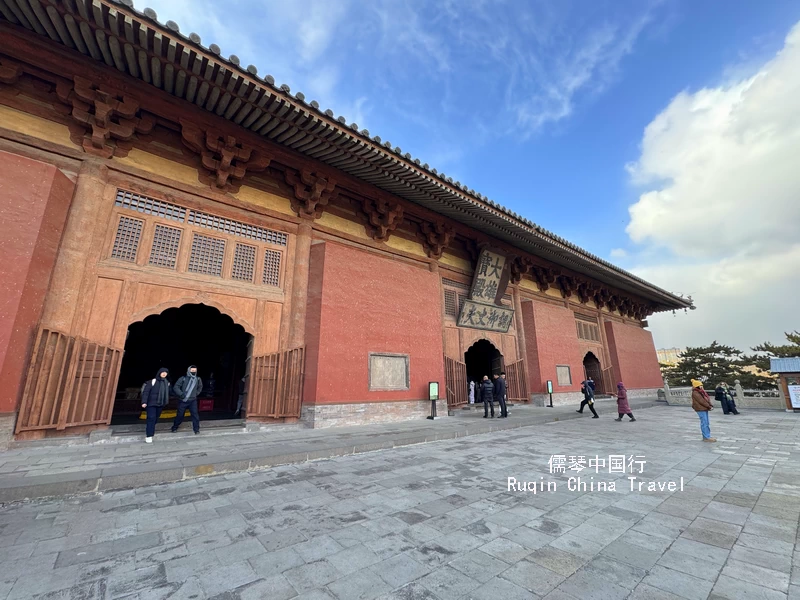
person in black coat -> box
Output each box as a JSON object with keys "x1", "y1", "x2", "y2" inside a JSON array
[
  {"x1": 577, "y1": 380, "x2": 599, "y2": 418},
  {"x1": 493, "y1": 373, "x2": 508, "y2": 418},
  {"x1": 171, "y1": 365, "x2": 203, "y2": 434},
  {"x1": 141, "y1": 368, "x2": 171, "y2": 443},
  {"x1": 481, "y1": 375, "x2": 495, "y2": 418}
]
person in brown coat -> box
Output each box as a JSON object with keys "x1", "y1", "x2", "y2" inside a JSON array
[
  {"x1": 614, "y1": 382, "x2": 635, "y2": 421},
  {"x1": 691, "y1": 379, "x2": 716, "y2": 442}
]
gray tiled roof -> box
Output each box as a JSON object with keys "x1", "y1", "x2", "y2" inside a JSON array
[
  {"x1": 0, "y1": 0, "x2": 693, "y2": 311},
  {"x1": 770, "y1": 357, "x2": 800, "y2": 373}
]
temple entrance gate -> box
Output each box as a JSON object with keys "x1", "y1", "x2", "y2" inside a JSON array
[{"x1": 113, "y1": 304, "x2": 252, "y2": 423}]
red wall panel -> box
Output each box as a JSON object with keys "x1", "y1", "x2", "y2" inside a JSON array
[
  {"x1": 0, "y1": 152, "x2": 73, "y2": 413},
  {"x1": 304, "y1": 241, "x2": 445, "y2": 404},
  {"x1": 524, "y1": 300, "x2": 586, "y2": 393},
  {"x1": 604, "y1": 320, "x2": 663, "y2": 389}
]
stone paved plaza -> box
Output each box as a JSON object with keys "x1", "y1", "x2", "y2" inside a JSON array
[{"x1": 0, "y1": 405, "x2": 798, "y2": 600}]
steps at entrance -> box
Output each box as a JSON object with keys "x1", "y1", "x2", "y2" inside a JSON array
[{"x1": 8, "y1": 419, "x2": 307, "y2": 449}]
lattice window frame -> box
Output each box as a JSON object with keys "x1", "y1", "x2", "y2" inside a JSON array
[
  {"x1": 444, "y1": 289, "x2": 457, "y2": 317},
  {"x1": 262, "y1": 248, "x2": 282, "y2": 287},
  {"x1": 148, "y1": 224, "x2": 183, "y2": 269},
  {"x1": 232, "y1": 243, "x2": 257, "y2": 282},
  {"x1": 187, "y1": 233, "x2": 226, "y2": 277},
  {"x1": 188, "y1": 210, "x2": 288, "y2": 246},
  {"x1": 110, "y1": 215, "x2": 144, "y2": 262},
  {"x1": 115, "y1": 189, "x2": 186, "y2": 222}
]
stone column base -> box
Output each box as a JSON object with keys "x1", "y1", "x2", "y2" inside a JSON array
[
  {"x1": 0, "y1": 412, "x2": 18, "y2": 449},
  {"x1": 301, "y1": 399, "x2": 449, "y2": 429}
]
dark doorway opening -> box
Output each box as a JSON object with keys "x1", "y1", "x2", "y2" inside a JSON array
[
  {"x1": 583, "y1": 351, "x2": 603, "y2": 393},
  {"x1": 112, "y1": 304, "x2": 251, "y2": 425},
  {"x1": 465, "y1": 339, "x2": 504, "y2": 387}
]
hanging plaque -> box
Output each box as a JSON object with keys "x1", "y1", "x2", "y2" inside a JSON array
[{"x1": 456, "y1": 248, "x2": 514, "y2": 333}]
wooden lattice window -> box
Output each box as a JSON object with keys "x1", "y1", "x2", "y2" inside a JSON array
[
  {"x1": 148, "y1": 224, "x2": 182, "y2": 269},
  {"x1": 263, "y1": 249, "x2": 281, "y2": 287},
  {"x1": 110, "y1": 216, "x2": 143, "y2": 262},
  {"x1": 115, "y1": 189, "x2": 185, "y2": 222},
  {"x1": 188, "y1": 210, "x2": 288, "y2": 246},
  {"x1": 444, "y1": 290, "x2": 457, "y2": 317},
  {"x1": 188, "y1": 234, "x2": 225, "y2": 276},
  {"x1": 232, "y1": 243, "x2": 257, "y2": 282},
  {"x1": 576, "y1": 318, "x2": 600, "y2": 342}
]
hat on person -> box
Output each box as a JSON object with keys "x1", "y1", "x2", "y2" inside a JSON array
[{"x1": 691, "y1": 379, "x2": 703, "y2": 388}]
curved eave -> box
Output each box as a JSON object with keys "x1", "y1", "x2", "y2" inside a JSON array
[{"x1": 0, "y1": 0, "x2": 692, "y2": 312}]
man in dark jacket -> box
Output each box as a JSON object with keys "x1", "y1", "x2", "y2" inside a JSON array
[
  {"x1": 141, "y1": 368, "x2": 171, "y2": 443},
  {"x1": 577, "y1": 380, "x2": 599, "y2": 418},
  {"x1": 172, "y1": 365, "x2": 203, "y2": 434},
  {"x1": 481, "y1": 375, "x2": 495, "y2": 418},
  {"x1": 493, "y1": 373, "x2": 508, "y2": 418}
]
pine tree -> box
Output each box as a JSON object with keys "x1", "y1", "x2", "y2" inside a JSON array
[
  {"x1": 746, "y1": 331, "x2": 800, "y2": 372},
  {"x1": 662, "y1": 341, "x2": 746, "y2": 387}
]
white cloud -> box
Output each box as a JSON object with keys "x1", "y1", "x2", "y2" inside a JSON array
[
  {"x1": 625, "y1": 22, "x2": 800, "y2": 350},
  {"x1": 609, "y1": 248, "x2": 628, "y2": 258}
]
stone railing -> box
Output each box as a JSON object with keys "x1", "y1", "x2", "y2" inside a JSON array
[{"x1": 662, "y1": 380, "x2": 784, "y2": 410}]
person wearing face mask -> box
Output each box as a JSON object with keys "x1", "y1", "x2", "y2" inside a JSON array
[
  {"x1": 171, "y1": 365, "x2": 203, "y2": 434},
  {"x1": 141, "y1": 368, "x2": 171, "y2": 444}
]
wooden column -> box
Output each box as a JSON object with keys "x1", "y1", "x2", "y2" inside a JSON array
[
  {"x1": 513, "y1": 284, "x2": 531, "y2": 400},
  {"x1": 288, "y1": 220, "x2": 312, "y2": 349},
  {"x1": 40, "y1": 160, "x2": 109, "y2": 333}
]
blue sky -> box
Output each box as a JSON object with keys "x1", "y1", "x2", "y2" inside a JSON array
[{"x1": 144, "y1": 0, "x2": 800, "y2": 352}]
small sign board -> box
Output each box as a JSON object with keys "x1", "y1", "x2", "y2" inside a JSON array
[
  {"x1": 789, "y1": 383, "x2": 800, "y2": 409},
  {"x1": 547, "y1": 380, "x2": 554, "y2": 394},
  {"x1": 429, "y1": 382, "x2": 439, "y2": 401}
]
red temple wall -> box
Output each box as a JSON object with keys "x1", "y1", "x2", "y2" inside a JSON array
[
  {"x1": 523, "y1": 300, "x2": 586, "y2": 394},
  {"x1": 604, "y1": 320, "x2": 663, "y2": 389},
  {"x1": 0, "y1": 152, "x2": 73, "y2": 413},
  {"x1": 304, "y1": 241, "x2": 445, "y2": 404}
]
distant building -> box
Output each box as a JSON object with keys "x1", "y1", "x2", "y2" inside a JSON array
[{"x1": 657, "y1": 348, "x2": 684, "y2": 365}]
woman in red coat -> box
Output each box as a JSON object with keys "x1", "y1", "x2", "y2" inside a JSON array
[{"x1": 614, "y1": 382, "x2": 636, "y2": 422}]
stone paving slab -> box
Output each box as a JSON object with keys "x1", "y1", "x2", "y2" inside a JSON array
[
  {"x1": 0, "y1": 404, "x2": 796, "y2": 599},
  {"x1": 0, "y1": 398, "x2": 661, "y2": 504}
]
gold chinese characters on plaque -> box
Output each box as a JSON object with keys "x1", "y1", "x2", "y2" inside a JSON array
[{"x1": 457, "y1": 249, "x2": 514, "y2": 333}]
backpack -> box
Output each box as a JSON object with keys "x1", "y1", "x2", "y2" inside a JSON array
[{"x1": 141, "y1": 379, "x2": 156, "y2": 399}]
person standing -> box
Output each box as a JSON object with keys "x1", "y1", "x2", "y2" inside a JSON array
[
  {"x1": 714, "y1": 383, "x2": 732, "y2": 414},
  {"x1": 235, "y1": 375, "x2": 247, "y2": 416},
  {"x1": 481, "y1": 375, "x2": 495, "y2": 418},
  {"x1": 577, "y1": 380, "x2": 599, "y2": 418},
  {"x1": 613, "y1": 382, "x2": 635, "y2": 421},
  {"x1": 469, "y1": 379, "x2": 476, "y2": 405},
  {"x1": 141, "y1": 368, "x2": 171, "y2": 443},
  {"x1": 722, "y1": 382, "x2": 740, "y2": 415},
  {"x1": 587, "y1": 377, "x2": 596, "y2": 395},
  {"x1": 172, "y1": 365, "x2": 203, "y2": 434},
  {"x1": 494, "y1": 373, "x2": 508, "y2": 418},
  {"x1": 692, "y1": 379, "x2": 716, "y2": 442}
]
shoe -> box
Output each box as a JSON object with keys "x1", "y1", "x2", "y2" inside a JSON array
[
  {"x1": 576, "y1": 410, "x2": 582, "y2": 414},
  {"x1": 170, "y1": 428, "x2": 177, "y2": 433},
  {"x1": 145, "y1": 437, "x2": 153, "y2": 444},
  {"x1": 592, "y1": 416, "x2": 599, "y2": 419},
  {"x1": 703, "y1": 437, "x2": 717, "y2": 442},
  {"x1": 483, "y1": 415, "x2": 488, "y2": 418},
  {"x1": 629, "y1": 418, "x2": 636, "y2": 422},
  {"x1": 194, "y1": 430, "x2": 200, "y2": 435},
  {"x1": 733, "y1": 412, "x2": 740, "y2": 415},
  {"x1": 614, "y1": 418, "x2": 623, "y2": 422}
]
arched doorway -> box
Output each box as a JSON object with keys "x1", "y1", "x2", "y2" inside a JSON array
[
  {"x1": 112, "y1": 304, "x2": 252, "y2": 424},
  {"x1": 465, "y1": 339, "x2": 504, "y2": 385},
  {"x1": 583, "y1": 351, "x2": 602, "y2": 391}
]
